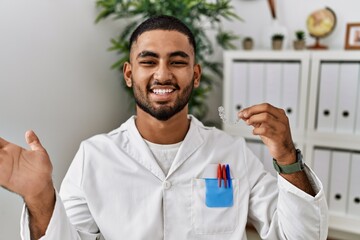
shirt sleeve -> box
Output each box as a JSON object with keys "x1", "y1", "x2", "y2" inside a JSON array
[
  {"x1": 20, "y1": 143, "x2": 102, "y2": 240},
  {"x1": 20, "y1": 191, "x2": 100, "y2": 240},
  {"x1": 244, "y1": 143, "x2": 328, "y2": 240}
]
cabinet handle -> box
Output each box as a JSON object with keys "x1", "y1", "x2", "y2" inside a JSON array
[
  {"x1": 286, "y1": 108, "x2": 292, "y2": 114},
  {"x1": 355, "y1": 197, "x2": 360, "y2": 204},
  {"x1": 342, "y1": 111, "x2": 349, "y2": 117},
  {"x1": 323, "y1": 109, "x2": 330, "y2": 116},
  {"x1": 236, "y1": 104, "x2": 242, "y2": 111},
  {"x1": 335, "y1": 194, "x2": 342, "y2": 200}
]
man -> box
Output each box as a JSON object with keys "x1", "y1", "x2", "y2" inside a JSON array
[{"x1": 0, "y1": 15, "x2": 327, "y2": 239}]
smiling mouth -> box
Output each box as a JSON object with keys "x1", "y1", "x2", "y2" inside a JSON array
[{"x1": 151, "y1": 88, "x2": 175, "y2": 95}]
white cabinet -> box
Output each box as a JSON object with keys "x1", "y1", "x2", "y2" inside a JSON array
[{"x1": 223, "y1": 50, "x2": 360, "y2": 239}]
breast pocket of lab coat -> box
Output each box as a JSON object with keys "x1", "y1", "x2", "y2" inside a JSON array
[{"x1": 191, "y1": 178, "x2": 239, "y2": 235}]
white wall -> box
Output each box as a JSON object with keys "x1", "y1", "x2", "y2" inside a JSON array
[
  {"x1": 0, "y1": 1, "x2": 131, "y2": 239},
  {"x1": 1, "y1": 0, "x2": 359, "y2": 239},
  {"x1": 205, "y1": 0, "x2": 360, "y2": 123}
]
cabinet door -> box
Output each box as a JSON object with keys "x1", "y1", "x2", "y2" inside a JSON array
[{"x1": 316, "y1": 63, "x2": 339, "y2": 132}]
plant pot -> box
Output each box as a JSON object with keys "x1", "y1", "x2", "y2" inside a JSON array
[
  {"x1": 243, "y1": 39, "x2": 253, "y2": 50},
  {"x1": 293, "y1": 40, "x2": 305, "y2": 50},
  {"x1": 272, "y1": 39, "x2": 283, "y2": 50}
]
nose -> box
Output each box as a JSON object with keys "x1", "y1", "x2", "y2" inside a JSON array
[{"x1": 154, "y1": 62, "x2": 173, "y2": 82}]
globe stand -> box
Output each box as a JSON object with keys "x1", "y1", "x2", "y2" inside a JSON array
[{"x1": 307, "y1": 37, "x2": 328, "y2": 50}]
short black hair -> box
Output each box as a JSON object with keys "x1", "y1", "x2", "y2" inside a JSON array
[{"x1": 129, "y1": 15, "x2": 196, "y2": 55}]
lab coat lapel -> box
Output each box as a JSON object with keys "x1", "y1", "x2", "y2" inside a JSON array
[
  {"x1": 167, "y1": 116, "x2": 204, "y2": 177},
  {"x1": 124, "y1": 117, "x2": 166, "y2": 181}
]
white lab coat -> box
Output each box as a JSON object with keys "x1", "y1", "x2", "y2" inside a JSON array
[{"x1": 21, "y1": 116, "x2": 328, "y2": 240}]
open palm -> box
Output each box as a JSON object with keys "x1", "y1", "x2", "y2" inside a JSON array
[{"x1": 0, "y1": 130, "x2": 53, "y2": 199}]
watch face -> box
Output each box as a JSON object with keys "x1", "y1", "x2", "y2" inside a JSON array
[{"x1": 296, "y1": 149, "x2": 305, "y2": 168}]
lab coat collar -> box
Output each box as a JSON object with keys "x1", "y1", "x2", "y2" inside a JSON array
[{"x1": 117, "y1": 115, "x2": 205, "y2": 181}]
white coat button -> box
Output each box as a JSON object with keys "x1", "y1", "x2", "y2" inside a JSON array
[{"x1": 163, "y1": 181, "x2": 172, "y2": 189}]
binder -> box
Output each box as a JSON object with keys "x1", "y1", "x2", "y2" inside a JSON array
[
  {"x1": 282, "y1": 62, "x2": 301, "y2": 129},
  {"x1": 312, "y1": 148, "x2": 331, "y2": 201},
  {"x1": 262, "y1": 144, "x2": 277, "y2": 177},
  {"x1": 348, "y1": 153, "x2": 360, "y2": 217},
  {"x1": 246, "y1": 141, "x2": 263, "y2": 162},
  {"x1": 248, "y1": 62, "x2": 265, "y2": 106},
  {"x1": 329, "y1": 150, "x2": 351, "y2": 214},
  {"x1": 316, "y1": 63, "x2": 339, "y2": 132},
  {"x1": 335, "y1": 63, "x2": 360, "y2": 134},
  {"x1": 264, "y1": 62, "x2": 282, "y2": 107},
  {"x1": 231, "y1": 62, "x2": 248, "y2": 122}
]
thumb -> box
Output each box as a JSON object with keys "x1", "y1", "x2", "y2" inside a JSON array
[{"x1": 25, "y1": 130, "x2": 45, "y2": 151}]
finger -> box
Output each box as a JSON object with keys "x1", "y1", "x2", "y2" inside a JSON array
[
  {"x1": 244, "y1": 112, "x2": 277, "y2": 126},
  {"x1": 25, "y1": 130, "x2": 45, "y2": 151},
  {"x1": 239, "y1": 103, "x2": 281, "y2": 120}
]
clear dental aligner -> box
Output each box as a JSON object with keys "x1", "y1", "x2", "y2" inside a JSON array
[{"x1": 218, "y1": 106, "x2": 240, "y2": 125}]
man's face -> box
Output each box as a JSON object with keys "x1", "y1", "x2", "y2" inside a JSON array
[{"x1": 123, "y1": 30, "x2": 201, "y2": 121}]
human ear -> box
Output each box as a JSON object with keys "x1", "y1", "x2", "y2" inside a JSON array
[
  {"x1": 123, "y1": 62, "x2": 132, "y2": 87},
  {"x1": 193, "y1": 64, "x2": 202, "y2": 88}
]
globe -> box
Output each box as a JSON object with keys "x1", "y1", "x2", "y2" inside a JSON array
[{"x1": 306, "y1": 7, "x2": 337, "y2": 49}]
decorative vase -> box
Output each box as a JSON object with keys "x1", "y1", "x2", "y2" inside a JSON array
[
  {"x1": 243, "y1": 39, "x2": 253, "y2": 50},
  {"x1": 272, "y1": 39, "x2": 283, "y2": 50},
  {"x1": 293, "y1": 40, "x2": 305, "y2": 50}
]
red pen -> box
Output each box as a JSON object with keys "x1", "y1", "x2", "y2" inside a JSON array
[
  {"x1": 222, "y1": 165, "x2": 227, "y2": 188},
  {"x1": 217, "y1": 164, "x2": 222, "y2": 187}
]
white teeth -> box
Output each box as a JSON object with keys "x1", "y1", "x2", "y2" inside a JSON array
[{"x1": 153, "y1": 89, "x2": 173, "y2": 95}]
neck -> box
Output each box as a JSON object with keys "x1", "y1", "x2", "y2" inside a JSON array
[{"x1": 135, "y1": 107, "x2": 190, "y2": 144}]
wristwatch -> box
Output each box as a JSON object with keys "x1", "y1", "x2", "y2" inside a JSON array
[{"x1": 273, "y1": 149, "x2": 304, "y2": 174}]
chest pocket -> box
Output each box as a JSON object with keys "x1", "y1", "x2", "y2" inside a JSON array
[{"x1": 191, "y1": 178, "x2": 240, "y2": 235}]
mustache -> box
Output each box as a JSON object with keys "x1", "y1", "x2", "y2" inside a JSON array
[{"x1": 147, "y1": 80, "x2": 180, "y2": 90}]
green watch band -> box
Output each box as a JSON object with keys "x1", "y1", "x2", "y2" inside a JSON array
[{"x1": 273, "y1": 149, "x2": 304, "y2": 174}]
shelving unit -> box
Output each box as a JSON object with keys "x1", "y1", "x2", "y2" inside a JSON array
[{"x1": 222, "y1": 50, "x2": 360, "y2": 239}]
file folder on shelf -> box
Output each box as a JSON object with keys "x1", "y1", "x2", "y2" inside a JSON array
[
  {"x1": 316, "y1": 63, "x2": 339, "y2": 132},
  {"x1": 348, "y1": 153, "x2": 360, "y2": 217},
  {"x1": 282, "y1": 62, "x2": 301, "y2": 129},
  {"x1": 231, "y1": 62, "x2": 248, "y2": 122},
  {"x1": 329, "y1": 151, "x2": 351, "y2": 214},
  {"x1": 265, "y1": 62, "x2": 282, "y2": 107},
  {"x1": 312, "y1": 148, "x2": 331, "y2": 201},
  {"x1": 247, "y1": 62, "x2": 265, "y2": 106},
  {"x1": 335, "y1": 63, "x2": 359, "y2": 134}
]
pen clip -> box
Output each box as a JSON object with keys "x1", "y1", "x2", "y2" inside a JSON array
[
  {"x1": 217, "y1": 164, "x2": 222, "y2": 187},
  {"x1": 226, "y1": 164, "x2": 231, "y2": 188},
  {"x1": 222, "y1": 165, "x2": 227, "y2": 188}
]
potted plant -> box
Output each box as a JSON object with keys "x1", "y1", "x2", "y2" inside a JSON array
[
  {"x1": 243, "y1": 37, "x2": 254, "y2": 50},
  {"x1": 95, "y1": 0, "x2": 241, "y2": 122},
  {"x1": 293, "y1": 30, "x2": 306, "y2": 50},
  {"x1": 272, "y1": 33, "x2": 284, "y2": 50}
]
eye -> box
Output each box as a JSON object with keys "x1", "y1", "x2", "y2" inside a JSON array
[
  {"x1": 171, "y1": 61, "x2": 187, "y2": 66},
  {"x1": 139, "y1": 61, "x2": 156, "y2": 66}
]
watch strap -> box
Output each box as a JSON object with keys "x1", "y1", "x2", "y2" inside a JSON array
[{"x1": 273, "y1": 149, "x2": 304, "y2": 174}]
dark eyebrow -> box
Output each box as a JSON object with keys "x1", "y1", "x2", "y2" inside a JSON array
[
  {"x1": 137, "y1": 51, "x2": 159, "y2": 59},
  {"x1": 136, "y1": 50, "x2": 190, "y2": 60},
  {"x1": 169, "y1": 51, "x2": 189, "y2": 59}
]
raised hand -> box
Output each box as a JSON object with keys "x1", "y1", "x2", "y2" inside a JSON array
[
  {"x1": 238, "y1": 103, "x2": 296, "y2": 164},
  {"x1": 0, "y1": 130, "x2": 53, "y2": 200}
]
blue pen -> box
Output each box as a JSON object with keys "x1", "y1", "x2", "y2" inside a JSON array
[{"x1": 226, "y1": 164, "x2": 231, "y2": 188}]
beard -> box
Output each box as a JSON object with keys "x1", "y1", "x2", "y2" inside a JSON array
[{"x1": 132, "y1": 78, "x2": 194, "y2": 121}]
